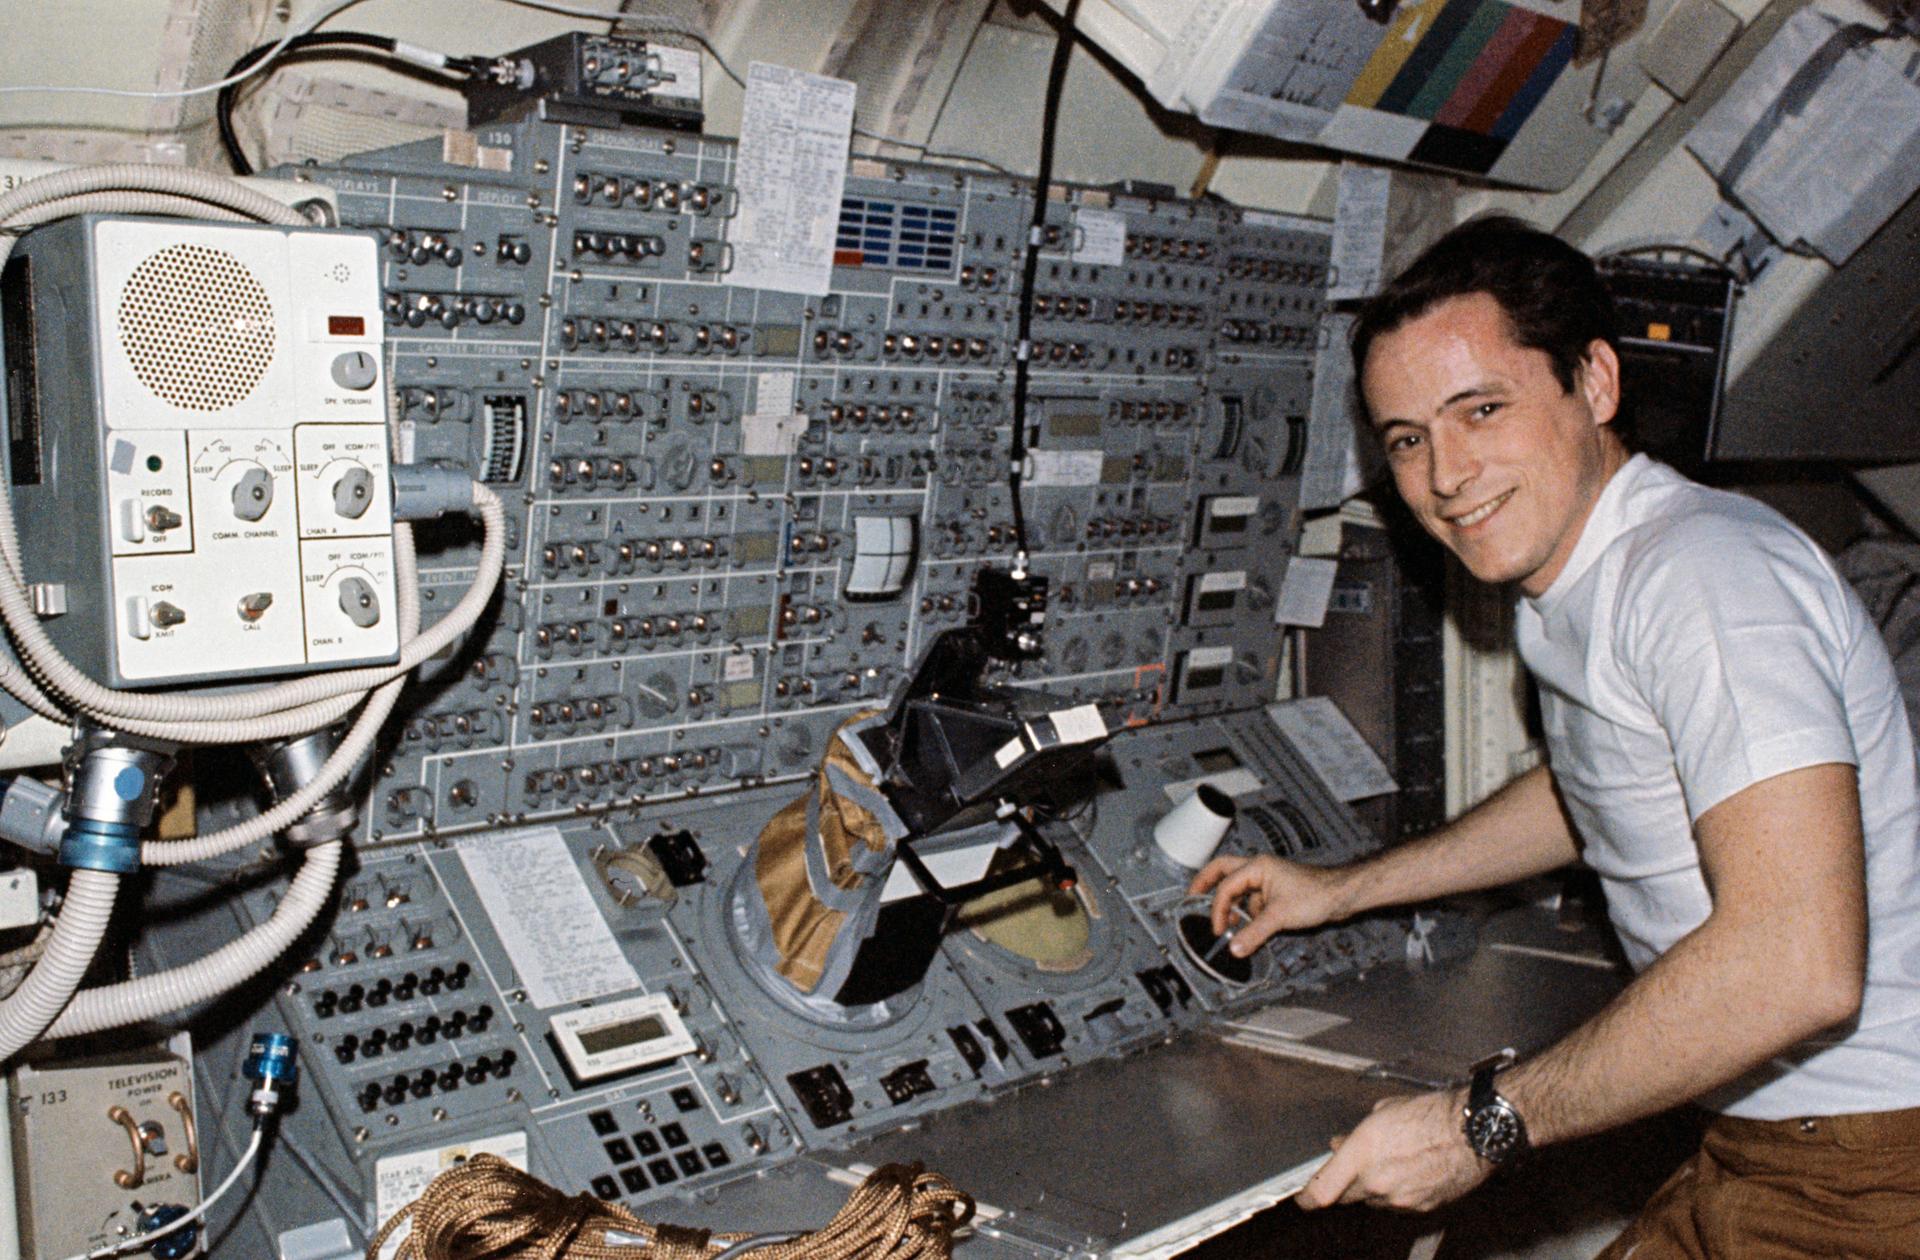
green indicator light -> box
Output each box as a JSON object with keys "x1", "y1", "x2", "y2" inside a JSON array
[{"x1": 146, "y1": 455, "x2": 163, "y2": 472}]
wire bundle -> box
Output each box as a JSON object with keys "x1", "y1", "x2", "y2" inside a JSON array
[
  {"x1": 0, "y1": 164, "x2": 506, "y2": 1056},
  {"x1": 365, "y1": 1155, "x2": 976, "y2": 1260}
]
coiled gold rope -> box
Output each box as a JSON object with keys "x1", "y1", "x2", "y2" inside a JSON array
[{"x1": 364, "y1": 1154, "x2": 976, "y2": 1260}]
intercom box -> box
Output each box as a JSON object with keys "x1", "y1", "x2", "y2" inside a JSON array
[{"x1": 0, "y1": 216, "x2": 400, "y2": 687}]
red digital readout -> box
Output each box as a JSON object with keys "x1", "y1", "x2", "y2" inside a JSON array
[{"x1": 328, "y1": 315, "x2": 366, "y2": 336}]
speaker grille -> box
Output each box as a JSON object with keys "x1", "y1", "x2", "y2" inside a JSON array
[{"x1": 117, "y1": 244, "x2": 275, "y2": 412}]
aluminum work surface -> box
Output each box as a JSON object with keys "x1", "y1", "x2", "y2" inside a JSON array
[{"x1": 837, "y1": 901, "x2": 1631, "y2": 1257}]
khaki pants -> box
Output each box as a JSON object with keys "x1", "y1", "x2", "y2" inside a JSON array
[{"x1": 1597, "y1": 1105, "x2": 1920, "y2": 1259}]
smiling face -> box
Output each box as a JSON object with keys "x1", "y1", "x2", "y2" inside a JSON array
[{"x1": 1362, "y1": 293, "x2": 1627, "y2": 598}]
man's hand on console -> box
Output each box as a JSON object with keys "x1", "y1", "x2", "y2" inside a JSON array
[
  {"x1": 1297, "y1": 1090, "x2": 1493, "y2": 1213},
  {"x1": 1188, "y1": 854, "x2": 1351, "y2": 956}
]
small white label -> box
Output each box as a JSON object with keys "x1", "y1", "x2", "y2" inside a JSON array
[
  {"x1": 1072, "y1": 208, "x2": 1127, "y2": 266},
  {"x1": 993, "y1": 735, "x2": 1026, "y2": 768},
  {"x1": 375, "y1": 1132, "x2": 528, "y2": 1241},
  {"x1": 1274, "y1": 556, "x2": 1338, "y2": 628},
  {"x1": 392, "y1": 420, "x2": 416, "y2": 465},
  {"x1": 1049, "y1": 703, "x2": 1108, "y2": 745},
  {"x1": 723, "y1": 652, "x2": 755, "y2": 682},
  {"x1": 1186, "y1": 645, "x2": 1234, "y2": 669},
  {"x1": 1162, "y1": 767, "x2": 1265, "y2": 802},
  {"x1": 1023, "y1": 449, "x2": 1105, "y2": 487},
  {"x1": 1087, "y1": 560, "x2": 1117, "y2": 581},
  {"x1": 743, "y1": 411, "x2": 809, "y2": 456},
  {"x1": 755, "y1": 370, "x2": 797, "y2": 416},
  {"x1": 651, "y1": 45, "x2": 704, "y2": 104},
  {"x1": 1209, "y1": 495, "x2": 1259, "y2": 518},
  {"x1": 1199, "y1": 570, "x2": 1247, "y2": 593}
]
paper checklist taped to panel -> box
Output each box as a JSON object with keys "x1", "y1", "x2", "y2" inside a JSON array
[
  {"x1": 727, "y1": 63, "x2": 856, "y2": 296},
  {"x1": 1267, "y1": 697, "x2": 1397, "y2": 802},
  {"x1": 457, "y1": 826, "x2": 639, "y2": 1008}
]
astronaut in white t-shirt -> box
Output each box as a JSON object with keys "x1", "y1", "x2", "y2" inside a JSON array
[{"x1": 1194, "y1": 216, "x2": 1920, "y2": 1251}]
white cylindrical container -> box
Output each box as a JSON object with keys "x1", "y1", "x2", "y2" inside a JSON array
[{"x1": 1153, "y1": 783, "x2": 1237, "y2": 869}]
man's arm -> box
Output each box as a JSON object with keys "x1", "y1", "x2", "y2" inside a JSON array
[
  {"x1": 1299, "y1": 761, "x2": 1868, "y2": 1212},
  {"x1": 1192, "y1": 762, "x2": 1582, "y2": 951}
]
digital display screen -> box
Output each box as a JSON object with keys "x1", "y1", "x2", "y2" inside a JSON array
[
  {"x1": 578, "y1": 1015, "x2": 669, "y2": 1056},
  {"x1": 1184, "y1": 666, "x2": 1225, "y2": 691},
  {"x1": 1197, "y1": 589, "x2": 1237, "y2": 612},
  {"x1": 1193, "y1": 747, "x2": 1241, "y2": 773},
  {"x1": 328, "y1": 315, "x2": 366, "y2": 337}
]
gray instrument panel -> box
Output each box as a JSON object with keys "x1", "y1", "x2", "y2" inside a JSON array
[
  {"x1": 142, "y1": 115, "x2": 1470, "y2": 1256},
  {"x1": 305, "y1": 114, "x2": 1324, "y2": 846}
]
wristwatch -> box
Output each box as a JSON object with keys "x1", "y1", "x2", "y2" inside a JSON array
[{"x1": 1461, "y1": 1048, "x2": 1530, "y2": 1165}]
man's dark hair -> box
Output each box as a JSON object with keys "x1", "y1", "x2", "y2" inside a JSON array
[{"x1": 1350, "y1": 215, "x2": 1619, "y2": 400}]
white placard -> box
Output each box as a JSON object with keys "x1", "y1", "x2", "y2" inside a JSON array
[
  {"x1": 1302, "y1": 312, "x2": 1375, "y2": 511},
  {"x1": 755, "y1": 370, "x2": 797, "y2": 416},
  {"x1": 457, "y1": 826, "x2": 640, "y2": 1008},
  {"x1": 1023, "y1": 448, "x2": 1105, "y2": 487},
  {"x1": 375, "y1": 1131, "x2": 528, "y2": 1254},
  {"x1": 723, "y1": 652, "x2": 756, "y2": 682},
  {"x1": 1329, "y1": 164, "x2": 1391, "y2": 301},
  {"x1": 1048, "y1": 703, "x2": 1109, "y2": 745},
  {"x1": 1072, "y1": 208, "x2": 1127, "y2": 265},
  {"x1": 650, "y1": 45, "x2": 703, "y2": 104},
  {"x1": 1199, "y1": 570, "x2": 1247, "y2": 593},
  {"x1": 1273, "y1": 556, "x2": 1338, "y2": 628},
  {"x1": 1161, "y1": 767, "x2": 1266, "y2": 803},
  {"x1": 1267, "y1": 697, "x2": 1397, "y2": 801},
  {"x1": 742, "y1": 411, "x2": 809, "y2": 456},
  {"x1": 726, "y1": 62, "x2": 856, "y2": 295}
]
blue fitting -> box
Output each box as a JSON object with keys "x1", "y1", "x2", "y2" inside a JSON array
[
  {"x1": 57, "y1": 818, "x2": 140, "y2": 873},
  {"x1": 245, "y1": 1031, "x2": 298, "y2": 1118},
  {"x1": 135, "y1": 1204, "x2": 197, "y2": 1259},
  {"x1": 245, "y1": 1031, "x2": 298, "y2": 1085}
]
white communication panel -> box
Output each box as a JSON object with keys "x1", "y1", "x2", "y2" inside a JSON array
[{"x1": 87, "y1": 220, "x2": 399, "y2": 683}]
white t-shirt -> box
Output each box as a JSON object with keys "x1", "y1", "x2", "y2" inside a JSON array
[{"x1": 1516, "y1": 454, "x2": 1920, "y2": 1119}]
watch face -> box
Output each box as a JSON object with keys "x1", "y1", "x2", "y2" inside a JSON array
[{"x1": 1465, "y1": 1101, "x2": 1524, "y2": 1162}]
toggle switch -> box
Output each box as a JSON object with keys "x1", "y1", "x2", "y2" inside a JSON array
[
  {"x1": 118, "y1": 500, "x2": 145, "y2": 544},
  {"x1": 237, "y1": 592, "x2": 273, "y2": 622},
  {"x1": 145, "y1": 505, "x2": 182, "y2": 533},
  {"x1": 150, "y1": 602, "x2": 186, "y2": 629}
]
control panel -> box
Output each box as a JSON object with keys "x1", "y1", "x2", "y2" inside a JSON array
[
  {"x1": 2, "y1": 218, "x2": 400, "y2": 686},
  {"x1": 99, "y1": 109, "x2": 1474, "y2": 1258}
]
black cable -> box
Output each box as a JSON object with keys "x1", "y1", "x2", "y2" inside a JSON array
[
  {"x1": 217, "y1": 32, "x2": 483, "y2": 176},
  {"x1": 1006, "y1": 0, "x2": 1082, "y2": 567}
]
